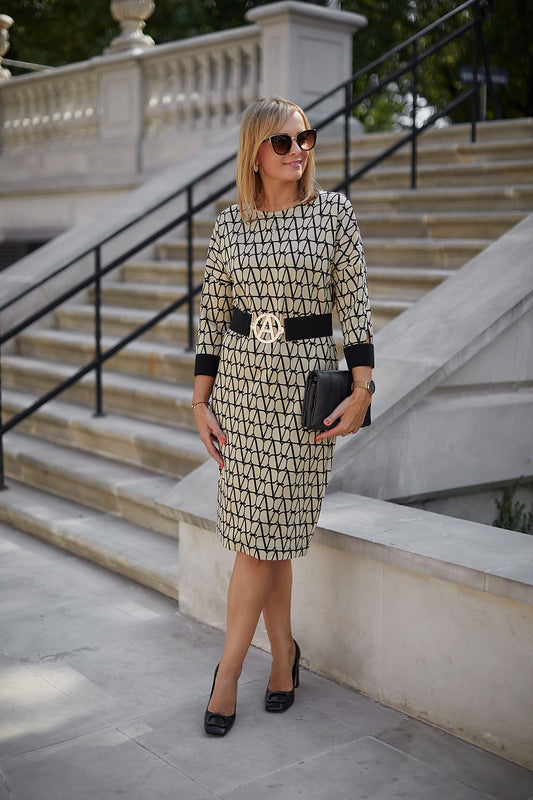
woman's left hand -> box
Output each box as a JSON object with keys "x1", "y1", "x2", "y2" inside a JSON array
[{"x1": 314, "y1": 389, "x2": 371, "y2": 442}]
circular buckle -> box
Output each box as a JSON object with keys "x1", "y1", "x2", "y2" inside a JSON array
[{"x1": 251, "y1": 313, "x2": 284, "y2": 344}]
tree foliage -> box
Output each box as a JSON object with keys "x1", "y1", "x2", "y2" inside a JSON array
[
  {"x1": 492, "y1": 480, "x2": 533, "y2": 535},
  {"x1": 5, "y1": 1, "x2": 532, "y2": 128}
]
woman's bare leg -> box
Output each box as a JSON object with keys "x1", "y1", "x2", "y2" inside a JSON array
[
  {"x1": 262, "y1": 560, "x2": 296, "y2": 691},
  {"x1": 208, "y1": 551, "x2": 274, "y2": 715}
]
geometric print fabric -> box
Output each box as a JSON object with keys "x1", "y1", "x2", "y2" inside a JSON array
[{"x1": 196, "y1": 191, "x2": 373, "y2": 560}]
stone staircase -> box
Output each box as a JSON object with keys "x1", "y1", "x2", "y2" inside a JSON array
[{"x1": 1, "y1": 117, "x2": 532, "y2": 597}]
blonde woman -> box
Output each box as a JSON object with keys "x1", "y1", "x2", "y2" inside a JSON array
[{"x1": 192, "y1": 97, "x2": 374, "y2": 735}]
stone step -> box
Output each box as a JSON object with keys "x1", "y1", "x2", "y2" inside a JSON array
[
  {"x1": 316, "y1": 118, "x2": 533, "y2": 154},
  {"x1": 364, "y1": 237, "x2": 489, "y2": 267},
  {"x1": 351, "y1": 184, "x2": 533, "y2": 214},
  {"x1": 319, "y1": 159, "x2": 533, "y2": 191},
  {"x1": 16, "y1": 329, "x2": 196, "y2": 383},
  {"x1": 153, "y1": 238, "x2": 211, "y2": 262},
  {"x1": 356, "y1": 210, "x2": 524, "y2": 240},
  {"x1": 3, "y1": 431, "x2": 179, "y2": 538},
  {"x1": 367, "y1": 266, "x2": 453, "y2": 300},
  {"x1": 89, "y1": 281, "x2": 202, "y2": 311},
  {"x1": 217, "y1": 184, "x2": 533, "y2": 215},
  {"x1": 121, "y1": 259, "x2": 204, "y2": 285},
  {"x1": 54, "y1": 304, "x2": 192, "y2": 344},
  {"x1": 191, "y1": 210, "x2": 522, "y2": 241},
  {"x1": 1, "y1": 355, "x2": 197, "y2": 429},
  {"x1": 369, "y1": 297, "x2": 414, "y2": 325},
  {"x1": 1, "y1": 388, "x2": 205, "y2": 478},
  {"x1": 317, "y1": 137, "x2": 533, "y2": 170},
  {"x1": 153, "y1": 235, "x2": 488, "y2": 268},
  {"x1": 190, "y1": 209, "x2": 523, "y2": 242},
  {"x1": 0, "y1": 479, "x2": 179, "y2": 599}
]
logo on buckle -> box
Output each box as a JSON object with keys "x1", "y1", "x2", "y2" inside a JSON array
[{"x1": 251, "y1": 313, "x2": 284, "y2": 344}]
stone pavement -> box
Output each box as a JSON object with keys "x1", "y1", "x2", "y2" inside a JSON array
[{"x1": 1, "y1": 521, "x2": 532, "y2": 800}]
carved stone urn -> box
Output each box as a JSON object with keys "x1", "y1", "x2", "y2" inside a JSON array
[
  {"x1": 0, "y1": 14, "x2": 14, "y2": 80},
  {"x1": 106, "y1": 0, "x2": 155, "y2": 54}
]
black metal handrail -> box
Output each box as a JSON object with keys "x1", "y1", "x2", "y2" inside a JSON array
[{"x1": 0, "y1": 0, "x2": 497, "y2": 488}]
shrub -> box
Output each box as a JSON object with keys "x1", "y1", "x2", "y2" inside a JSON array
[{"x1": 492, "y1": 479, "x2": 533, "y2": 535}]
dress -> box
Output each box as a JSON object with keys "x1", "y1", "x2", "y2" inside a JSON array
[{"x1": 194, "y1": 191, "x2": 373, "y2": 560}]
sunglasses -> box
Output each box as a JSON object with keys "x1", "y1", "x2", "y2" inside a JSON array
[{"x1": 263, "y1": 129, "x2": 317, "y2": 156}]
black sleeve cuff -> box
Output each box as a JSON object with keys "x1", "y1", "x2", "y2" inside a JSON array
[
  {"x1": 344, "y1": 342, "x2": 375, "y2": 369},
  {"x1": 194, "y1": 353, "x2": 220, "y2": 377}
]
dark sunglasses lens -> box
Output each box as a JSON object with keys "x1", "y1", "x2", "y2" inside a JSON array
[
  {"x1": 297, "y1": 129, "x2": 317, "y2": 150},
  {"x1": 270, "y1": 134, "x2": 292, "y2": 155}
]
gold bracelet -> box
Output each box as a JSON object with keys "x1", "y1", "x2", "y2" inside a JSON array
[{"x1": 191, "y1": 400, "x2": 210, "y2": 410}]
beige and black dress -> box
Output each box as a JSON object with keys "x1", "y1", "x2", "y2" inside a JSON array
[{"x1": 195, "y1": 191, "x2": 373, "y2": 560}]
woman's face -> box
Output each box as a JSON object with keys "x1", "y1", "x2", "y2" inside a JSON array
[{"x1": 255, "y1": 110, "x2": 310, "y2": 189}]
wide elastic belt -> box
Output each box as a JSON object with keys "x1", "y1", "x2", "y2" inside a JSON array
[{"x1": 230, "y1": 308, "x2": 333, "y2": 343}]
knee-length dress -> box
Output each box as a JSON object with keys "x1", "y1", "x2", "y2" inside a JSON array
[{"x1": 194, "y1": 191, "x2": 373, "y2": 560}]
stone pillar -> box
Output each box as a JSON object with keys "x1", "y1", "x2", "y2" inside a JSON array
[
  {"x1": 105, "y1": 0, "x2": 155, "y2": 55},
  {"x1": 0, "y1": 14, "x2": 14, "y2": 81},
  {"x1": 245, "y1": 0, "x2": 366, "y2": 121}
]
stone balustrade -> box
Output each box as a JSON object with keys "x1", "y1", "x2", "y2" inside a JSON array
[
  {"x1": 143, "y1": 28, "x2": 260, "y2": 139},
  {"x1": 1, "y1": 66, "x2": 99, "y2": 148},
  {"x1": 0, "y1": 26, "x2": 259, "y2": 172},
  {"x1": 0, "y1": 2, "x2": 365, "y2": 185}
]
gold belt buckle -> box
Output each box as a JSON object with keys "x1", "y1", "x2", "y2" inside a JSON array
[{"x1": 250, "y1": 312, "x2": 285, "y2": 344}]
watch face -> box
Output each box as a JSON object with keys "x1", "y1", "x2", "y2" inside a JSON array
[{"x1": 368, "y1": 380, "x2": 376, "y2": 395}]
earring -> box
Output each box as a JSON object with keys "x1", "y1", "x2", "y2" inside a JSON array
[{"x1": 253, "y1": 164, "x2": 259, "y2": 172}]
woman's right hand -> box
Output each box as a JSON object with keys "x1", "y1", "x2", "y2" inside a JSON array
[{"x1": 193, "y1": 404, "x2": 226, "y2": 469}]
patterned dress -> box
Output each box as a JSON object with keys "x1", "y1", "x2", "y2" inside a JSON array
[{"x1": 194, "y1": 191, "x2": 373, "y2": 560}]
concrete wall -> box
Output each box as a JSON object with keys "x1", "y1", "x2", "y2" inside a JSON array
[{"x1": 158, "y1": 465, "x2": 533, "y2": 769}]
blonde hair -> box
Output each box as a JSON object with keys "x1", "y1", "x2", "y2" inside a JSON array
[{"x1": 236, "y1": 97, "x2": 319, "y2": 222}]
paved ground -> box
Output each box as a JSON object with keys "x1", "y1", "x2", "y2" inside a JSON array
[{"x1": 1, "y1": 521, "x2": 532, "y2": 800}]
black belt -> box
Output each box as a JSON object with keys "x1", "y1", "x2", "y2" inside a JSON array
[{"x1": 230, "y1": 308, "x2": 333, "y2": 343}]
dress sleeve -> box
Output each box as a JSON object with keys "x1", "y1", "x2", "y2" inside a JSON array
[
  {"x1": 331, "y1": 195, "x2": 374, "y2": 369},
  {"x1": 194, "y1": 214, "x2": 233, "y2": 377}
]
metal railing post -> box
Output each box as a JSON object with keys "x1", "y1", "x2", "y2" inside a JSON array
[
  {"x1": 93, "y1": 246, "x2": 104, "y2": 416},
  {"x1": 186, "y1": 185, "x2": 195, "y2": 351},
  {"x1": 0, "y1": 349, "x2": 6, "y2": 490},
  {"x1": 411, "y1": 38, "x2": 419, "y2": 189},
  {"x1": 478, "y1": 6, "x2": 501, "y2": 119},
  {"x1": 471, "y1": 1, "x2": 480, "y2": 143},
  {"x1": 344, "y1": 83, "x2": 351, "y2": 199}
]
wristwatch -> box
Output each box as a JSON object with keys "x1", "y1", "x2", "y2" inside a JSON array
[{"x1": 352, "y1": 379, "x2": 375, "y2": 396}]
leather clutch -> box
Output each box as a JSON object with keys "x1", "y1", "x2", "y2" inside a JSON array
[{"x1": 301, "y1": 369, "x2": 372, "y2": 432}]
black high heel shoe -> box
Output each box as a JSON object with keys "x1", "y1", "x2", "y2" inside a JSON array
[
  {"x1": 265, "y1": 639, "x2": 300, "y2": 713},
  {"x1": 204, "y1": 664, "x2": 236, "y2": 736}
]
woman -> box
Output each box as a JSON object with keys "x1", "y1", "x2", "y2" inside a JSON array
[{"x1": 192, "y1": 97, "x2": 374, "y2": 736}]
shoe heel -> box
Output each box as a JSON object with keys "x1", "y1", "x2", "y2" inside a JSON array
[{"x1": 292, "y1": 640, "x2": 300, "y2": 688}]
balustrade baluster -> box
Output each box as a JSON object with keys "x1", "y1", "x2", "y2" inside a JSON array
[
  {"x1": 224, "y1": 49, "x2": 237, "y2": 124},
  {"x1": 166, "y1": 60, "x2": 178, "y2": 129},
  {"x1": 240, "y1": 42, "x2": 259, "y2": 111},
  {"x1": 182, "y1": 57, "x2": 192, "y2": 131},
  {"x1": 176, "y1": 60, "x2": 186, "y2": 126},
  {"x1": 194, "y1": 53, "x2": 208, "y2": 127},
  {"x1": 208, "y1": 51, "x2": 221, "y2": 127}
]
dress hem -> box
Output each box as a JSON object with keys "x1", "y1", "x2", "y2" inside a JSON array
[{"x1": 217, "y1": 535, "x2": 311, "y2": 561}]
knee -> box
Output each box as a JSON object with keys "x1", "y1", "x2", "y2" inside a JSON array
[{"x1": 235, "y1": 552, "x2": 275, "y2": 576}]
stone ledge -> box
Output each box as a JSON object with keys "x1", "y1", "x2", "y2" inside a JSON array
[{"x1": 156, "y1": 460, "x2": 533, "y2": 607}]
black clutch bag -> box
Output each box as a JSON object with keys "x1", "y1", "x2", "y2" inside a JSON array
[{"x1": 301, "y1": 370, "x2": 372, "y2": 432}]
